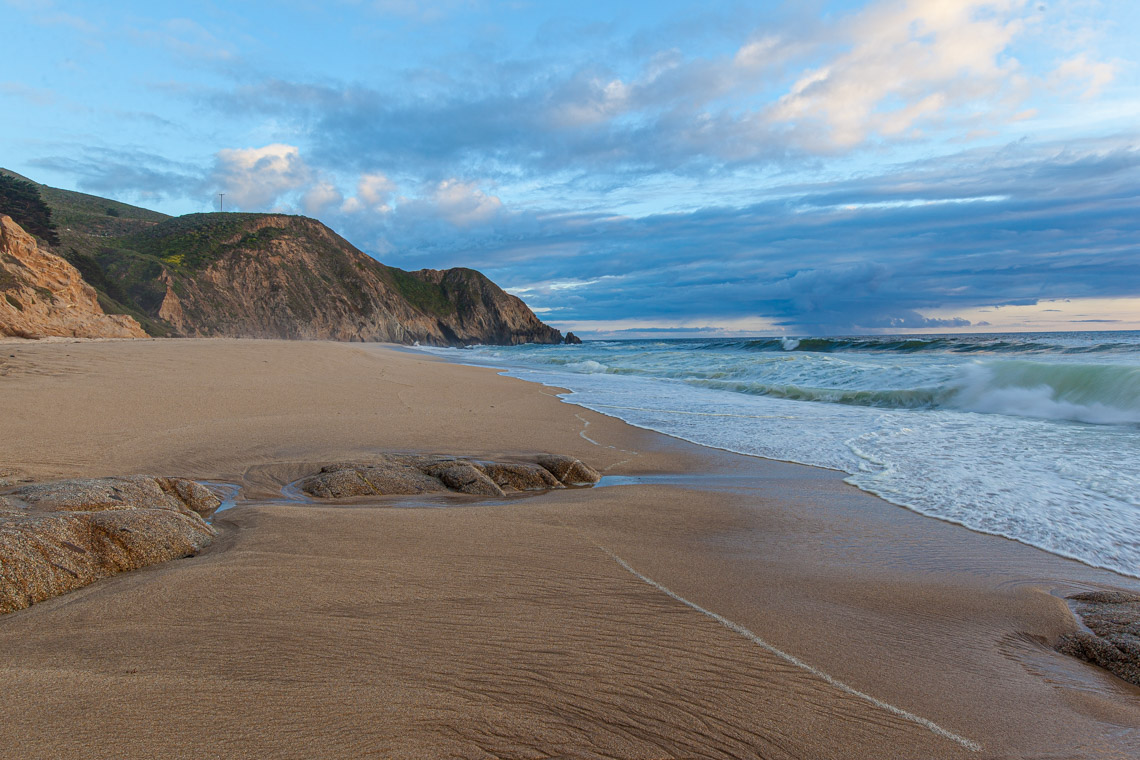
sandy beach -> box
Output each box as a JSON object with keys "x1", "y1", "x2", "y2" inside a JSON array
[{"x1": 1, "y1": 338, "x2": 1138, "y2": 759}]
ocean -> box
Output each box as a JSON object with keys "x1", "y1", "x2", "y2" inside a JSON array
[{"x1": 418, "y1": 332, "x2": 1140, "y2": 579}]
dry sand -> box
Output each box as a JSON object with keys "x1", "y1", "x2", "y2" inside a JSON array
[{"x1": 0, "y1": 338, "x2": 1138, "y2": 758}]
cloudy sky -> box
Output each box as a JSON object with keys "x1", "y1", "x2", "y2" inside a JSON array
[{"x1": 3, "y1": 0, "x2": 1139, "y2": 336}]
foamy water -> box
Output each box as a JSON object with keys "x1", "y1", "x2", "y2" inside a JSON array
[{"x1": 418, "y1": 333, "x2": 1140, "y2": 578}]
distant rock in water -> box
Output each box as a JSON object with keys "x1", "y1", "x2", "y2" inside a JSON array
[
  {"x1": 0, "y1": 215, "x2": 146, "y2": 339},
  {"x1": 298, "y1": 453, "x2": 599, "y2": 499},
  {"x1": 0, "y1": 169, "x2": 562, "y2": 346},
  {"x1": 564, "y1": 332, "x2": 582, "y2": 344},
  {"x1": 0, "y1": 476, "x2": 219, "y2": 614}
]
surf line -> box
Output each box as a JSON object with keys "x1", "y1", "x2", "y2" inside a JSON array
[
  {"x1": 575, "y1": 412, "x2": 640, "y2": 472},
  {"x1": 587, "y1": 403, "x2": 802, "y2": 421},
  {"x1": 575, "y1": 413, "x2": 608, "y2": 448},
  {"x1": 597, "y1": 544, "x2": 982, "y2": 753}
]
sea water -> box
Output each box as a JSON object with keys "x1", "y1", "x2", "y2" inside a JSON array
[{"x1": 418, "y1": 333, "x2": 1140, "y2": 578}]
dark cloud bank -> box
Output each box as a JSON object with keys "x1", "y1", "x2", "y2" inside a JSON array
[
  {"x1": 40, "y1": 134, "x2": 1140, "y2": 334},
  {"x1": 361, "y1": 138, "x2": 1140, "y2": 334}
]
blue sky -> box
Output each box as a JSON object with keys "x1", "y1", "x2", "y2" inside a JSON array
[{"x1": 3, "y1": 0, "x2": 1139, "y2": 336}]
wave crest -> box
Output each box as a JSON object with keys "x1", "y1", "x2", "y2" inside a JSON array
[
  {"x1": 689, "y1": 360, "x2": 1140, "y2": 424},
  {"x1": 700, "y1": 336, "x2": 1140, "y2": 355},
  {"x1": 947, "y1": 361, "x2": 1140, "y2": 424}
]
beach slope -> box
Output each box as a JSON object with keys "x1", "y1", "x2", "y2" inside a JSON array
[{"x1": 0, "y1": 339, "x2": 1137, "y2": 758}]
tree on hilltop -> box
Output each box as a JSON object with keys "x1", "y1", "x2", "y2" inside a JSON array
[{"x1": 0, "y1": 174, "x2": 60, "y2": 246}]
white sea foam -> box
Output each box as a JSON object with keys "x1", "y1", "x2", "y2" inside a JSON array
[
  {"x1": 564, "y1": 359, "x2": 609, "y2": 373},
  {"x1": 422, "y1": 334, "x2": 1140, "y2": 577},
  {"x1": 946, "y1": 362, "x2": 1140, "y2": 424}
]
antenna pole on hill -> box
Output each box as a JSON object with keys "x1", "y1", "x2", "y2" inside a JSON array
[{"x1": 218, "y1": 192, "x2": 225, "y2": 213}]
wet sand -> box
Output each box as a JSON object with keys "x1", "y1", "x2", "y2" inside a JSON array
[{"x1": 1, "y1": 338, "x2": 1138, "y2": 758}]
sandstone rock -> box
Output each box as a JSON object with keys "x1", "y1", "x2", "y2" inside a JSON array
[
  {"x1": 14, "y1": 475, "x2": 221, "y2": 517},
  {"x1": 484, "y1": 462, "x2": 564, "y2": 492},
  {"x1": 0, "y1": 215, "x2": 146, "y2": 339},
  {"x1": 298, "y1": 459, "x2": 450, "y2": 498},
  {"x1": 564, "y1": 332, "x2": 582, "y2": 345},
  {"x1": 413, "y1": 457, "x2": 485, "y2": 477},
  {"x1": 0, "y1": 476, "x2": 218, "y2": 615},
  {"x1": 296, "y1": 467, "x2": 376, "y2": 499},
  {"x1": 1055, "y1": 590, "x2": 1140, "y2": 687},
  {"x1": 153, "y1": 477, "x2": 222, "y2": 516},
  {"x1": 299, "y1": 453, "x2": 597, "y2": 499},
  {"x1": 536, "y1": 454, "x2": 602, "y2": 485},
  {"x1": 433, "y1": 464, "x2": 505, "y2": 497}
]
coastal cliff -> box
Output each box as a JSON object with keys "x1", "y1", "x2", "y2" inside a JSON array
[
  {"x1": 0, "y1": 215, "x2": 146, "y2": 339},
  {"x1": 141, "y1": 213, "x2": 561, "y2": 344},
  {"x1": 0, "y1": 170, "x2": 562, "y2": 345}
]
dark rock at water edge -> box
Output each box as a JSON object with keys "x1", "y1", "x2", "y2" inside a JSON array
[
  {"x1": 298, "y1": 453, "x2": 600, "y2": 499},
  {"x1": 564, "y1": 332, "x2": 582, "y2": 345},
  {"x1": 483, "y1": 462, "x2": 563, "y2": 491},
  {"x1": 535, "y1": 454, "x2": 602, "y2": 485},
  {"x1": 1055, "y1": 590, "x2": 1140, "y2": 687}
]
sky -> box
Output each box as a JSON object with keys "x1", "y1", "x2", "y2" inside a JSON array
[{"x1": 2, "y1": 0, "x2": 1139, "y2": 337}]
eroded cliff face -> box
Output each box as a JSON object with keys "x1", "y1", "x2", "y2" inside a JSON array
[
  {"x1": 0, "y1": 216, "x2": 146, "y2": 339},
  {"x1": 150, "y1": 215, "x2": 561, "y2": 345},
  {"x1": 407, "y1": 267, "x2": 563, "y2": 345}
]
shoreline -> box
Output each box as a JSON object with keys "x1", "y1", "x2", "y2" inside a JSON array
[
  {"x1": 1, "y1": 339, "x2": 1138, "y2": 758},
  {"x1": 419, "y1": 344, "x2": 1140, "y2": 582}
]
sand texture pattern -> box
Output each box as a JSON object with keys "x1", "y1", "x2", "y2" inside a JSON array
[{"x1": 0, "y1": 339, "x2": 1138, "y2": 759}]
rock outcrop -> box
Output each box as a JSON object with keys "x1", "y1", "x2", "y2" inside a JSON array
[
  {"x1": 1056, "y1": 591, "x2": 1140, "y2": 687},
  {"x1": 0, "y1": 215, "x2": 146, "y2": 339},
  {"x1": 535, "y1": 454, "x2": 603, "y2": 485},
  {"x1": 138, "y1": 215, "x2": 561, "y2": 345},
  {"x1": 0, "y1": 476, "x2": 219, "y2": 614},
  {"x1": 564, "y1": 332, "x2": 582, "y2": 345},
  {"x1": 298, "y1": 454, "x2": 600, "y2": 499}
]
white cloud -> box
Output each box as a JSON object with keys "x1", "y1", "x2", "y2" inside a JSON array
[
  {"x1": 130, "y1": 17, "x2": 237, "y2": 62},
  {"x1": 506, "y1": 276, "x2": 619, "y2": 298},
  {"x1": 551, "y1": 77, "x2": 632, "y2": 128},
  {"x1": 342, "y1": 172, "x2": 398, "y2": 214},
  {"x1": 0, "y1": 82, "x2": 55, "y2": 105},
  {"x1": 1052, "y1": 53, "x2": 1117, "y2": 99},
  {"x1": 769, "y1": 0, "x2": 1029, "y2": 148},
  {"x1": 430, "y1": 179, "x2": 502, "y2": 226},
  {"x1": 733, "y1": 34, "x2": 810, "y2": 72},
  {"x1": 5, "y1": 0, "x2": 99, "y2": 34},
  {"x1": 734, "y1": 36, "x2": 783, "y2": 69},
  {"x1": 210, "y1": 143, "x2": 311, "y2": 210},
  {"x1": 302, "y1": 181, "x2": 344, "y2": 215}
]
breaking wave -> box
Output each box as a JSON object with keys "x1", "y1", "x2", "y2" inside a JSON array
[
  {"x1": 689, "y1": 361, "x2": 1140, "y2": 424},
  {"x1": 696, "y1": 336, "x2": 1140, "y2": 355}
]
